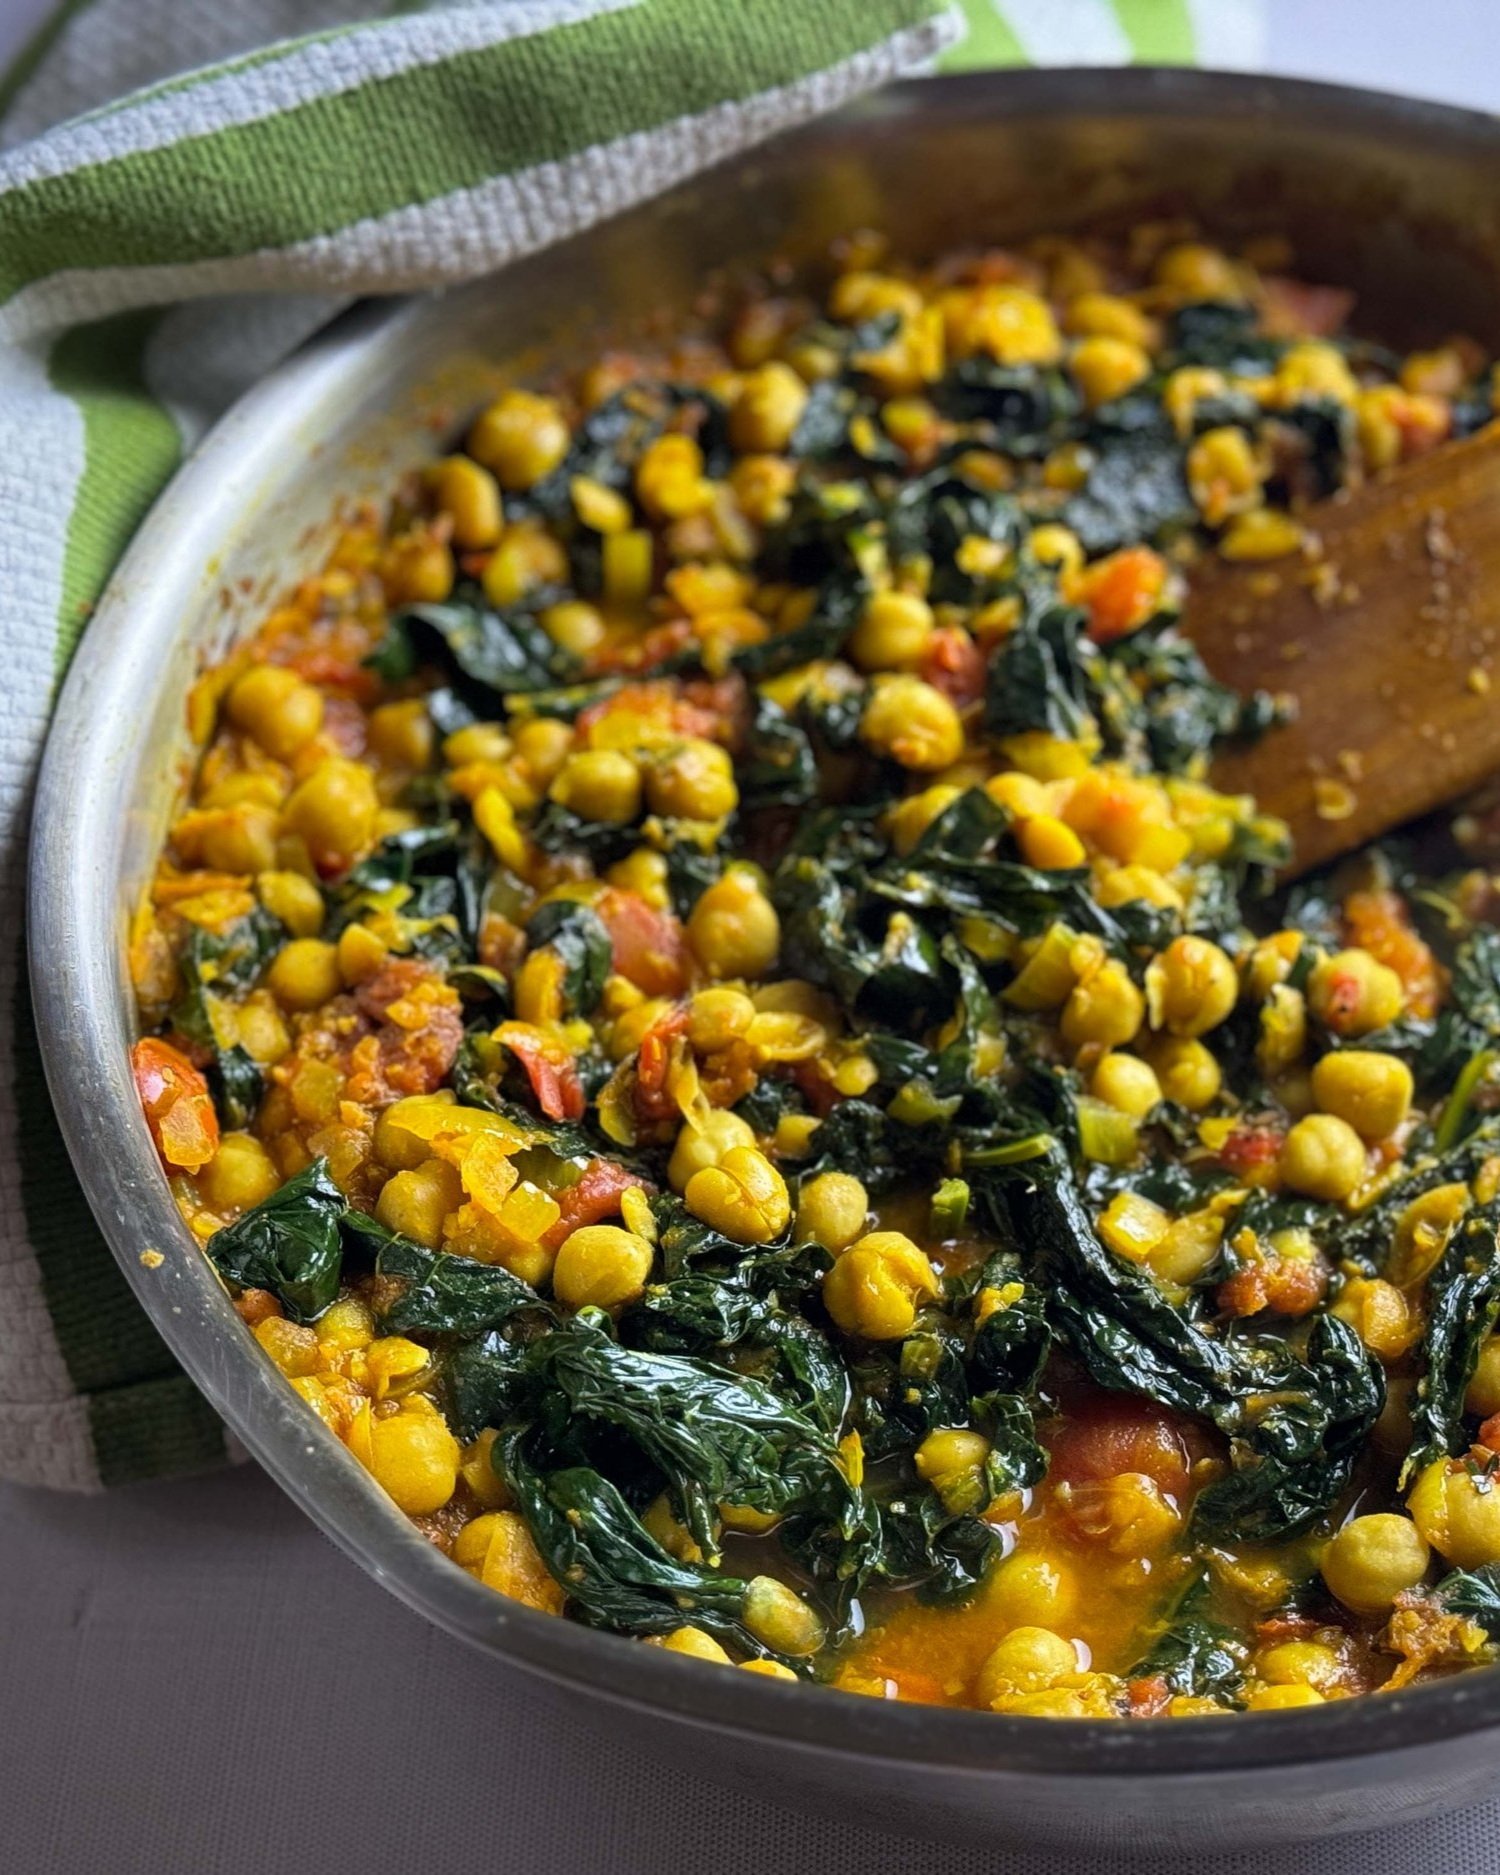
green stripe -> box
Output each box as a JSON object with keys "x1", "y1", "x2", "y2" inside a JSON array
[
  {"x1": 47, "y1": 311, "x2": 181, "y2": 675},
  {"x1": 89, "y1": 1374, "x2": 228, "y2": 1487},
  {"x1": 0, "y1": 0, "x2": 947, "y2": 309},
  {"x1": 0, "y1": 0, "x2": 98, "y2": 126},
  {"x1": 939, "y1": 0, "x2": 1027, "y2": 69},
  {"x1": 1113, "y1": 0, "x2": 1196, "y2": 63},
  {"x1": 11, "y1": 961, "x2": 186, "y2": 1402}
]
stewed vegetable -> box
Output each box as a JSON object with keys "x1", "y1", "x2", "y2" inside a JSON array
[{"x1": 131, "y1": 221, "x2": 1500, "y2": 1716}]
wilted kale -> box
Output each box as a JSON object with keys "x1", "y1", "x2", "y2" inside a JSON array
[
  {"x1": 1128, "y1": 1571, "x2": 1246, "y2": 1703},
  {"x1": 170, "y1": 905, "x2": 285, "y2": 1128},
  {"x1": 522, "y1": 900, "x2": 613, "y2": 1018},
  {"x1": 206, "y1": 1158, "x2": 347, "y2": 1323},
  {"x1": 1402, "y1": 1201, "x2": 1500, "y2": 1485},
  {"x1": 1062, "y1": 394, "x2": 1198, "y2": 554},
  {"x1": 1431, "y1": 1561, "x2": 1500, "y2": 1641},
  {"x1": 372, "y1": 584, "x2": 581, "y2": 704}
]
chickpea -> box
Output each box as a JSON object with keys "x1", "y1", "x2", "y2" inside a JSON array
[
  {"x1": 1467, "y1": 1337, "x2": 1500, "y2": 1418},
  {"x1": 1245, "y1": 1684, "x2": 1324, "y2": 1711},
  {"x1": 984, "y1": 1551, "x2": 1078, "y2": 1631},
  {"x1": 888, "y1": 784, "x2": 963, "y2": 856},
  {"x1": 1409, "y1": 1457, "x2": 1500, "y2": 1569},
  {"x1": 740, "y1": 1658, "x2": 798, "y2": 1681},
  {"x1": 822, "y1": 1231, "x2": 938, "y2": 1340},
  {"x1": 860, "y1": 675, "x2": 964, "y2": 771},
  {"x1": 1310, "y1": 1050, "x2": 1413, "y2": 1141},
  {"x1": 1308, "y1": 947, "x2": 1405, "y2": 1037},
  {"x1": 976, "y1": 1627, "x2": 1077, "y2": 1705},
  {"x1": 367, "y1": 698, "x2": 434, "y2": 772},
  {"x1": 1321, "y1": 1513, "x2": 1431, "y2": 1614},
  {"x1": 541, "y1": 599, "x2": 606, "y2": 658},
  {"x1": 199, "y1": 1132, "x2": 279, "y2": 1213},
  {"x1": 443, "y1": 722, "x2": 510, "y2": 767},
  {"x1": 257, "y1": 869, "x2": 325, "y2": 938},
  {"x1": 1090, "y1": 1052, "x2": 1162, "y2": 1119},
  {"x1": 377, "y1": 1158, "x2": 463, "y2": 1249},
  {"x1": 1146, "y1": 936, "x2": 1238, "y2": 1038},
  {"x1": 742, "y1": 1575, "x2": 825, "y2": 1656},
  {"x1": 847, "y1": 591, "x2": 936, "y2": 672},
  {"x1": 513, "y1": 716, "x2": 573, "y2": 790},
  {"x1": 730, "y1": 362, "x2": 810, "y2": 453},
  {"x1": 1255, "y1": 1640, "x2": 1343, "y2": 1693},
  {"x1": 234, "y1": 994, "x2": 290, "y2": 1065},
  {"x1": 255, "y1": 1316, "x2": 320, "y2": 1376},
  {"x1": 426, "y1": 454, "x2": 503, "y2": 548},
  {"x1": 687, "y1": 871, "x2": 780, "y2": 981},
  {"x1": 552, "y1": 1223, "x2": 655, "y2": 1310},
  {"x1": 467, "y1": 389, "x2": 571, "y2": 490},
  {"x1": 549, "y1": 749, "x2": 642, "y2": 825},
  {"x1": 686, "y1": 987, "x2": 756, "y2": 1052},
  {"x1": 645, "y1": 738, "x2": 739, "y2": 821},
  {"x1": 319, "y1": 1296, "x2": 375, "y2": 1353},
  {"x1": 1060, "y1": 959, "x2": 1144, "y2": 1051},
  {"x1": 1186, "y1": 426, "x2": 1263, "y2": 526},
  {"x1": 1139, "y1": 1035, "x2": 1221, "y2": 1110},
  {"x1": 657, "y1": 1627, "x2": 732, "y2": 1665},
  {"x1": 794, "y1": 1172, "x2": 869, "y2": 1251},
  {"x1": 1280, "y1": 1112, "x2": 1366, "y2": 1202},
  {"x1": 383, "y1": 531, "x2": 454, "y2": 605},
  {"x1": 685, "y1": 1145, "x2": 790, "y2": 1245},
  {"x1": 1332, "y1": 1274, "x2": 1414, "y2": 1361},
  {"x1": 225, "y1": 662, "x2": 324, "y2": 759},
  {"x1": 365, "y1": 1405, "x2": 460, "y2": 1514},
  {"x1": 267, "y1": 937, "x2": 342, "y2": 1011},
  {"x1": 1071, "y1": 335, "x2": 1150, "y2": 408},
  {"x1": 1153, "y1": 242, "x2": 1245, "y2": 302},
  {"x1": 337, "y1": 922, "x2": 387, "y2": 987},
  {"x1": 280, "y1": 758, "x2": 379, "y2": 872},
  {"x1": 1064, "y1": 291, "x2": 1155, "y2": 348}
]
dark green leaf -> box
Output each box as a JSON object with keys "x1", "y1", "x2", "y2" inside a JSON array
[{"x1": 206, "y1": 1158, "x2": 345, "y2": 1323}]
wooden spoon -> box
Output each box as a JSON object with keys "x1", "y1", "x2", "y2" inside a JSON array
[{"x1": 1192, "y1": 424, "x2": 1500, "y2": 878}]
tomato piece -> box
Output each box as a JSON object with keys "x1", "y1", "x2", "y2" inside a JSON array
[
  {"x1": 1342, "y1": 887, "x2": 1443, "y2": 1020},
  {"x1": 132, "y1": 1036, "x2": 220, "y2": 1171},
  {"x1": 595, "y1": 887, "x2": 689, "y2": 997},
  {"x1": 541, "y1": 1158, "x2": 648, "y2": 1249},
  {"x1": 285, "y1": 648, "x2": 379, "y2": 704},
  {"x1": 1217, "y1": 1121, "x2": 1285, "y2": 1180},
  {"x1": 495, "y1": 1025, "x2": 585, "y2": 1122},
  {"x1": 1073, "y1": 546, "x2": 1169, "y2": 644},
  {"x1": 1044, "y1": 1392, "x2": 1196, "y2": 1503},
  {"x1": 919, "y1": 626, "x2": 987, "y2": 709},
  {"x1": 1259, "y1": 277, "x2": 1355, "y2": 340},
  {"x1": 633, "y1": 1006, "x2": 690, "y2": 1125}
]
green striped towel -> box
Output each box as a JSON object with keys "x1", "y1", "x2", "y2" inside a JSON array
[{"x1": 0, "y1": 0, "x2": 1248, "y2": 1489}]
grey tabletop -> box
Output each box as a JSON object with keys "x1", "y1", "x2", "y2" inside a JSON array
[{"x1": 9, "y1": 2, "x2": 1500, "y2": 1870}]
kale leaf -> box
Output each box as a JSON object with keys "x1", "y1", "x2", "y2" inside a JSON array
[
  {"x1": 206, "y1": 1158, "x2": 346, "y2": 1323},
  {"x1": 1403, "y1": 1201, "x2": 1500, "y2": 1485}
]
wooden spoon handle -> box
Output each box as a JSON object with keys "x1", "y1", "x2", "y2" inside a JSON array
[{"x1": 1197, "y1": 423, "x2": 1500, "y2": 877}]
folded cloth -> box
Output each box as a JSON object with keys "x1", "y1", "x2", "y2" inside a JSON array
[{"x1": 0, "y1": 0, "x2": 1239, "y2": 1488}]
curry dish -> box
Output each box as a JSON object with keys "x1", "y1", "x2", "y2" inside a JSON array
[{"x1": 131, "y1": 225, "x2": 1500, "y2": 1716}]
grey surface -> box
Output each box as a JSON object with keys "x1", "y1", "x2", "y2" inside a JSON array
[{"x1": 5, "y1": 1462, "x2": 1500, "y2": 1875}]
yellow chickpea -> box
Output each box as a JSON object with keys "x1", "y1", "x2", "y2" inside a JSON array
[
  {"x1": 667, "y1": 1110, "x2": 756, "y2": 1192},
  {"x1": 1409, "y1": 1458, "x2": 1500, "y2": 1569},
  {"x1": 255, "y1": 1316, "x2": 320, "y2": 1376},
  {"x1": 376, "y1": 1158, "x2": 463, "y2": 1249},
  {"x1": 860, "y1": 675, "x2": 964, "y2": 771},
  {"x1": 467, "y1": 389, "x2": 571, "y2": 489},
  {"x1": 847, "y1": 591, "x2": 936, "y2": 672},
  {"x1": 549, "y1": 749, "x2": 642, "y2": 825},
  {"x1": 1018, "y1": 816, "x2": 1086, "y2": 871},
  {"x1": 730, "y1": 362, "x2": 810, "y2": 453},
  {"x1": 1332, "y1": 1275, "x2": 1414, "y2": 1361},
  {"x1": 365, "y1": 1405, "x2": 460, "y2": 1515},
  {"x1": 686, "y1": 986, "x2": 757, "y2": 1052},
  {"x1": 1280, "y1": 1112, "x2": 1367, "y2": 1201},
  {"x1": 887, "y1": 784, "x2": 962, "y2": 856},
  {"x1": 513, "y1": 716, "x2": 573, "y2": 790},
  {"x1": 552, "y1": 1224, "x2": 655, "y2": 1310},
  {"x1": 1308, "y1": 948, "x2": 1405, "y2": 1037},
  {"x1": 742, "y1": 1575, "x2": 825, "y2": 1656},
  {"x1": 257, "y1": 869, "x2": 325, "y2": 938},
  {"x1": 234, "y1": 994, "x2": 290, "y2": 1065},
  {"x1": 1090, "y1": 1052, "x2": 1163, "y2": 1119},
  {"x1": 1060, "y1": 959, "x2": 1144, "y2": 1051},
  {"x1": 976, "y1": 1627, "x2": 1078, "y2": 1706},
  {"x1": 794, "y1": 1172, "x2": 869, "y2": 1252},
  {"x1": 1321, "y1": 1513, "x2": 1431, "y2": 1613},
  {"x1": 1146, "y1": 936, "x2": 1238, "y2": 1038},
  {"x1": 199, "y1": 1132, "x2": 280, "y2": 1213},
  {"x1": 1255, "y1": 1640, "x2": 1343, "y2": 1693},
  {"x1": 383, "y1": 532, "x2": 455, "y2": 605},
  {"x1": 541, "y1": 600, "x2": 607, "y2": 658},
  {"x1": 1154, "y1": 242, "x2": 1245, "y2": 302},
  {"x1": 1064, "y1": 291, "x2": 1155, "y2": 347},
  {"x1": 684, "y1": 1145, "x2": 790, "y2": 1245},
  {"x1": 426, "y1": 454, "x2": 503, "y2": 548},
  {"x1": 1467, "y1": 1337, "x2": 1500, "y2": 1418},
  {"x1": 267, "y1": 937, "x2": 342, "y2": 1011},
  {"x1": 984, "y1": 1551, "x2": 1079, "y2": 1631},
  {"x1": 657, "y1": 1627, "x2": 733, "y2": 1665},
  {"x1": 822, "y1": 1231, "x2": 938, "y2": 1340},
  {"x1": 367, "y1": 699, "x2": 435, "y2": 772},
  {"x1": 688, "y1": 871, "x2": 780, "y2": 980},
  {"x1": 280, "y1": 758, "x2": 379, "y2": 872},
  {"x1": 644, "y1": 738, "x2": 739, "y2": 820},
  {"x1": 1309, "y1": 1050, "x2": 1413, "y2": 1141},
  {"x1": 225, "y1": 663, "x2": 324, "y2": 760},
  {"x1": 1070, "y1": 335, "x2": 1150, "y2": 408}
]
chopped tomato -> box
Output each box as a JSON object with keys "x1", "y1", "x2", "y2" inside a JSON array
[
  {"x1": 495, "y1": 1025, "x2": 585, "y2": 1122},
  {"x1": 541, "y1": 1158, "x2": 648, "y2": 1249},
  {"x1": 1044, "y1": 1392, "x2": 1198, "y2": 1503},
  {"x1": 595, "y1": 887, "x2": 689, "y2": 997},
  {"x1": 1478, "y1": 1414, "x2": 1500, "y2": 1455},
  {"x1": 919, "y1": 626, "x2": 987, "y2": 709},
  {"x1": 132, "y1": 1037, "x2": 219, "y2": 1172},
  {"x1": 1072, "y1": 546, "x2": 1170, "y2": 644},
  {"x1": 633, "y1": 1005, "x2": 690, "y2": 1125},
  {"x1": 1343, "y1": 886, "x2": 1443, "y2": 1017},
  {"x1": 1259, "y1": 277, "x2": 1355, "y2": 340},
  {"x1": 1217, "y1": 1120, "x2": 1285, "y2": 1180},
  {"x1": 285, "y1": 648, "x2": 379, "y2": 704},
  {"x1": 1124, "y1": 1676, "x2": 1172, "y2": 1718}
]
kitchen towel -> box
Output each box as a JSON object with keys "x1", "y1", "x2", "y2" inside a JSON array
[{"x1": 0, "y1": 0, "x2": 1247, "y2": 1488}]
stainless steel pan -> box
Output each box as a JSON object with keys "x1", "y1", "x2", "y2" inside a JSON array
[{"x1": 30, "y1": 69, "x2": 1500, "y2": 1855}]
